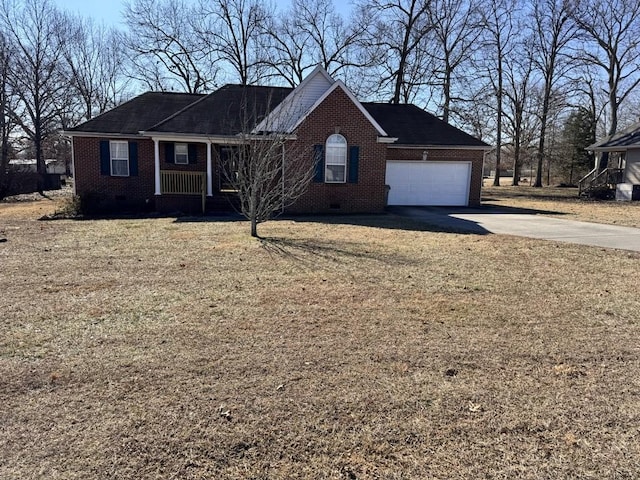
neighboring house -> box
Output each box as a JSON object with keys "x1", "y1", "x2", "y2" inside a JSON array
[
  {"x1": 585, "y1": 122, "x2": 640, "y2": 200},
  {"x1": 65, "y1": 67, "x2": 490, "y2": 214},
  {"x1": 9, "y1": 159, "x2": 66, "y2": 175},
  {"x1": 3, "y1": 159, "x2": 65, "y2": 195}
]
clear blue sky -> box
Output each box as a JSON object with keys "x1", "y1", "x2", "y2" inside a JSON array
[{"x1": 53, "y1": 0, "x2": 350, "y2": 25}]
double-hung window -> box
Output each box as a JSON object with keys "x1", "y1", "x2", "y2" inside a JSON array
[
  {"x1": 175, "y1": 143, "x2": 189, "y2": 164},
  {"x1": 325, "y1": 134, "x2": 347, "y2": 183},
  {"x1": 110, "y1": 141, "x2": 129, "y2": 176}
]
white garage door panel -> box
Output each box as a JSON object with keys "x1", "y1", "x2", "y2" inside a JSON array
[{"x1": 386, "y1": 161, "x2": 471, "y2": 206}]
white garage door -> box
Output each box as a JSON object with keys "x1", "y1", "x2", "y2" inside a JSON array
[{"x1": 386, "y1": 161, "x2": 471, "y2": 206}]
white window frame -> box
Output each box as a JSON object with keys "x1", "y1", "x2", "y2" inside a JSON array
[
  {"x1": 325, "y1": 134, "x2": 347, "y2": 183},
  {"x1": 175, "y1": 143, "x2": 189, "y2": 165},
  {"x1": 110, "y1": 140, "x2": 129, "y2": 177}
]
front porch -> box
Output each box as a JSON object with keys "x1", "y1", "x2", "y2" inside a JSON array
[
  {"x1": 157, "y1": 170, "x2": 239, "y2": 213},
  {"x1": 585, "y1": 123, "x2": 640, "y2": 200},
  {"x1": 151, "y1": 137, "x2": 241, "y2": 213},
  {"x1": 578, "y1": 166, "x2": 624, "y2": 198}
]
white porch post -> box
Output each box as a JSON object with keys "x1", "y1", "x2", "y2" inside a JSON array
[
  {"x1": 154, "y1": 138, "x2": 161, "y2": 195},
  {"x1": 206, "y1": 142, "x2": 213, "y2": 196}
]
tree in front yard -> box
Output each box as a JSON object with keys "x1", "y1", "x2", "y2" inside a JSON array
[{"x1": 218, "y1": 133, "x2": 315, "y2": 238}]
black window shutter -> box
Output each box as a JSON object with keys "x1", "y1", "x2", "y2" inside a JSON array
[
  {"x1": 165, "y1": 142, "x2": 175, "y2": 163},
  {"x1": 313, "y1": 144, "x2": 324, "y2": 182},
  {"x1": 348, "y1": 146, "x2": 359, "y2": 184},
  {"x1": 100, "y1": 140, "x2": 110, "y2": 175},
  {"x1": 188, "y1": 144, "x2": 197, "y2": 164},
  {"x1": 129, "y1": 142, "x2": 138, "y2": 176}
]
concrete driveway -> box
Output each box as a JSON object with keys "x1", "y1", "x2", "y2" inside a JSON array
[{"x1": 390, "y1": 206, "x2": 640, "y2": 252}]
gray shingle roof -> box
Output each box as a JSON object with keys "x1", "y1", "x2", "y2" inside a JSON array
[
  {"x1": 69, "y1": 86, "x2": 488, "y2": 149},
  {"x1": 147, "y1": 85, "x2": 293, "y2": 135},
  {"x1": 364, "y1": 103, "x2": 488, "y2": 147},
  {"x1": 68, "y1": 92, "x2": 204, "y2": 134},
  {"x1": 588, "y1": 121, "x2": 640, "y2": 150}
]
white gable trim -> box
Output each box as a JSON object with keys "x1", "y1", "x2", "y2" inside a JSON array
[
  {"x1": 290, "y1": 80, "x2": 389, "y2": 137},
  {"x1": 294, "y1": 64, "x2": 335, "y2": 90},
  {"x1": 253, "y1": 66, "x2": 335, "y2": 133}
]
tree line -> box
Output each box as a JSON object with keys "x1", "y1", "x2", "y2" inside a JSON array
[{"x1": 2, "y1": 0, "x2": 640, "y2": 195}]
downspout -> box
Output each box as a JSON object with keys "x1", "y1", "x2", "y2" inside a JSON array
[
  {"x1": 70, "y1": 137, "x2": 76, "y2": 195},
  {"x1": 281, "y1": 142, "x2": 285, "y2": 214}
]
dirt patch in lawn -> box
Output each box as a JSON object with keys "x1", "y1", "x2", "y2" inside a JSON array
[
  {"x1": 483, "y1": 185, "x2": 640, "y2": 228},
  {"x1": 1, "y1": 201, "x2": 639, "y2": 479},
  {"x1": 0, "y1": 188, "x2": 71, "y2": 221}
]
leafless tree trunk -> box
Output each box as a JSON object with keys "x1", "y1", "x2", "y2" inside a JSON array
[
  {"x1": 219, "y1": 136, "x2": 315, "y2": 237},
  {"x1": 531, "y1": 0, "x2": 577, "y2": 187},
  {"x1": 428, "y1": 0, "x2": 482, "y2": 123},
  {"x1": 264, "y1": 0, "x2": 366, "y2": 87},
  {"x1": 217, "y1": 92, "x2": 316, "y2": 238},
  {"x1": 63, "y1": 17, "x2": 127, "y2": 122},
  {"x1": 479, "y1": 0, "x2": 517, "y2": 187},
  {"x1": 197, "y1": 0, "x2": 270, "y2": 85},
  {"x1": 572, "y1": 0, "x2": 640, "y2": 173},
  {"x1": 0, "y1": 32, "x2": 15, "y2": 199},
  {"x1": 503, "y1": 43, "x2": 536, "y2": 186},
  {"x1": 1, "y1": 0, "x2": 67, "y2": 193},
  {"x1": 357, "y1": 0, "x2": 433, "y2": 104},
  {"x1": 123, "y1": 0, "x2": 217, "y2": 93}
]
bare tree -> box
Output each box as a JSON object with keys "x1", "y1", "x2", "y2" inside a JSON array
[
  {"x1": 217, "y1": 97, "x2": 315, "y2": 237},
  {"x1": 503, "y1": 40, "x2": 537, "y2": 186},
  {"x1": 220, "y1": 136, "x2": 314, "y2": 237},
  {"x1": 262, "y1": 6, "x2": 309, "y2": 86},
  {"x1": 572, "y1": 0, "x2": 640, "y2": 138},
  {"x1": 197, "y1": 0, "x2": 270, "y2": 85},
  {"x1": 427, "y1": 0, "x2": 482, "y2": 123},
  {"x1": 530, "y1": 0, "x2": 577, "y2": 187},
  {"x1": 63, "y1": 17, "x2": 127, "y2": 121},
  {"x1": 0, "y1": 31, "x2": 16, "y2": 199},
  {"x1": 0, "y1": 0, "x2": 68, "y2": 192},
  {"x1": 478, "y1": 0, "x2": 517, "y2": 186},
  {"x1": 264, "y1": 0, "x2": 366, "y2": 87},
  {"x1": 357, "y1": 0, "x2": 433, "y2": 104},
  {"x1": 123, "y1": 0, "x2": 217, "y2": 93}
]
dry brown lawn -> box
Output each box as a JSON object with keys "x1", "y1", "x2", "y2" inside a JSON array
[
  {"x1": 483, "y1": 184, "x2": 640, "y2": 228},
  {"x1": 1, "y1": 193, "x2": 640, "y2": 479}
]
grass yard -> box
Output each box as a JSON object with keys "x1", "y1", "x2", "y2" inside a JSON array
[{"x1": 1, "y1": 193, "x2": 639, "y2": 479}]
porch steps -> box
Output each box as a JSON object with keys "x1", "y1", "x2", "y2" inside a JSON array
[
  {"x1": 206, "y1": 193, "x2": 240, "y2": 213},
  {"x1": 578, "y1": 167, "x2": 623, "y2": 199}
]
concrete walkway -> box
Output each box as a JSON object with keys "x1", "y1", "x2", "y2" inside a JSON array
[{"x1": 391, "y1": 206, "x2": 640, "y2": 253}]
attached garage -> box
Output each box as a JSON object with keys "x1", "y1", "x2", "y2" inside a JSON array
[{"x1": 385, "y1": 160, "x2": 472, "y2": 206}]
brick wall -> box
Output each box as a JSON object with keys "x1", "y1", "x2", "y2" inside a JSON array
[
  {"x1": 387, "y1": 147, "x2": 485, "y2": 206},
  {"x1": 73, "y1": 94, "x2": 484, "y2": 213},
  {"x1": 73, "y1": 137, "x2": 212, "y2": 212},
  {"x1": 73, "y1": 136, "x2": 156, "y2": 211},
  {"x1": 288, "y1": 87, "x2": 388, "y2": 214}
]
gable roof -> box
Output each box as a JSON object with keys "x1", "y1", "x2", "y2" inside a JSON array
[
  {"x1": 288, "y1": 80, "x2": 389, "y2": 137},
  {"x1": 147, "y1": 85, "x2": 292, "y2": 136},
  {"x1": 252, "y1": 66, "x2": 336, "y2": 133},
  {"x1": 67, "y1": 71, "x2": 487, "y2": 149},
  {"x1": 253, "y1": 67, "x2": 388, "y2": 137},
  {"x1": 588, "y1": 121, "x2": 640, "y2": 151},
  {"x1": 68, "y1": 92, "x2": 203, "y2": 134},
  {"x1": 363, "y1": 103, "x2": 489, "y2": 148}
]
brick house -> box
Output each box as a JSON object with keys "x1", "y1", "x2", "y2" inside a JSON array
[{"x1": 66, "y1": 67, "x2": 489, "y2": 214}]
